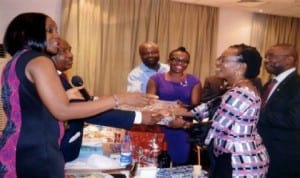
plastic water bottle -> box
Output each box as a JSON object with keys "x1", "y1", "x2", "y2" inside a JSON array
[{"x1": 120, "y1": 132, "x2": 133, "y2": 167}]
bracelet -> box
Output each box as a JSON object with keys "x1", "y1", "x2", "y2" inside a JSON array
[{"x1": 112, "y1": 95, "x2": 120, "y2": 108}]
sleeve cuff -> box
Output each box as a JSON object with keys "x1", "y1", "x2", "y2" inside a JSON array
[
  {"x1": 191, "y1": 108, "x2": 202, "y2": 120},
  {"x1": 134, "y1": 111, "x2": 142, "y2": 124}
]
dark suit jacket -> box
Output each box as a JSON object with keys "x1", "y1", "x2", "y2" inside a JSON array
[
  {"x1": 258, "y1": 71, "x2": 300, "y2": 178},
  {"x1": 59, "y1": 74, "x2": 135, "y2": 162}
]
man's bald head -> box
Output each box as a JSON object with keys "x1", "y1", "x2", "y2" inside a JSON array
[
  {"x1": 264, "y1": 43, "x2": 298, "y2": 76},
  {"x1": 138, "y1": 41, "x2": 160, "y2": 70}
]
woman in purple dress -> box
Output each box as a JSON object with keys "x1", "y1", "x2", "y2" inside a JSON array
[{"x1": 147, "y1": 47, "x2": 201, "y2": 165}]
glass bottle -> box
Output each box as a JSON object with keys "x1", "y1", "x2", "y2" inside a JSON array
[
  {"x1": 157, "y1": 141, "x2": 171, "y2": 168},
  {"x1": 148, "y1": 133, "x2": 160, "y2": 166}
]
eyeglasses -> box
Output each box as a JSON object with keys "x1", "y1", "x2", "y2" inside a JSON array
[
  {"x1": 216, "y1": 55, "x2": 242, "y2": 63},
  {"x1": 265, "y1": 53, "x2": 290, "y2": 60},
  {"x1": 169, "y1": 57, "x2": 189, "y2": 64}
]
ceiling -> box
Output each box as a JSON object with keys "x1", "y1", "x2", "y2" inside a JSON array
[{"x1": 172, "y1": 0, "x2": 300, "y2": 18}]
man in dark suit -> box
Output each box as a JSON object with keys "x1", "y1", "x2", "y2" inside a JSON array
[
  {"x1": 52, "y1": 38, "x2": 161, "y2": 162},
  {"x1": 258, "y1": 44, "x2": 300, "y2": 178}
]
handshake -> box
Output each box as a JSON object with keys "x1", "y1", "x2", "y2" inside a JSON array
[
  {"x1": 99, "y1": 92, "x2": 222, "y2": 128},
  {"x1": 153, "y1": 96, "x2": 222, "y2": 128},
  {"x1": 182, "y1": 96, "x2": 222, "y2": 120},
  {"x1": 137, "y1": 96, "x2": 222, "y2": 129}
]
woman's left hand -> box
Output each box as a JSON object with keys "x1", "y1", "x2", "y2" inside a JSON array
[{"x1": 168, "y1": 116, "x2": 192, "y2": 129}]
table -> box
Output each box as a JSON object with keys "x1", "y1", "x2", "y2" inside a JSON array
[{"x1": 64, "y1": 125, "x2": 208, "y2": 178}]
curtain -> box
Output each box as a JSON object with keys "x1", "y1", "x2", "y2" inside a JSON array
[
  {"x1": 0, "y1": 58, "x2": 9, "y2": 135},
  {"x1": 60, "y1": 0, "x2": 218, "y2": 95},
  {"x1": 250, "y1": 13, "x2": 300, "y2": 83}
]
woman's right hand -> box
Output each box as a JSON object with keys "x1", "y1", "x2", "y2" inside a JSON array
[
  {"x1": 115, "y1": 92, "x2": 158, "y2": 107},
  {"x1": 140, "y1": 111, "x2": 163, "y2": 125}
]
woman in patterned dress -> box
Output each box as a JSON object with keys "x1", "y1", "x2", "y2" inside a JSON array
[{"x1": 190, "y1": 44, "x2": 269, "y2": 177}]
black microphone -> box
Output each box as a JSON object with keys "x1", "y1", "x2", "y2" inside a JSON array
[{"x1": 71, "y1": 75, "x2": 92, "y2": 101}]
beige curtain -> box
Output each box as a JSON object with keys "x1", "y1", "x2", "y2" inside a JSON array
[
  {"x1": 250, "y1": 13, "x2": 300, "y2": 83},
  {"x1": 60, "y1": 0, "x2": 218, "y2": 96},
  {"x1": 0, "y1": 58, "x2": 9, "y2": 135}
]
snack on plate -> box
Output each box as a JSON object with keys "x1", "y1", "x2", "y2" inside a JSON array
[
  {"x1": 83, "y1": 125, "x2": 125, "y2": 143},
  {"x1": 66, "y1": 172, "x2": 113, "y2": 178}
]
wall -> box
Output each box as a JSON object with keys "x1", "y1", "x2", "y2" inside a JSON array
[
  {"x1": 217, "y1": 7, "x2": 253, "y2": 56},
  {"x1": 0, "y1": 0, "x2": 252, "y2": 57},
  {"x1": 0, "y1": 0, "x2": 62, "y2": 41}
]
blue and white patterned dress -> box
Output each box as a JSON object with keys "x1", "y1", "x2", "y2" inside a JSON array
[{"x1": 204, "y1": 86, "x2": 269, "y2": 177}]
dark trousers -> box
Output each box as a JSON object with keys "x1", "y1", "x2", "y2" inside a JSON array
[
  {"x1": 208, "y1": 143, "x2": 216, "y2": 178},
  {"x1": 211, "y1": 153, "x2": 232, "y2": 178}
]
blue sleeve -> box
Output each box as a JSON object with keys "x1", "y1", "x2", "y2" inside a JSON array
[{"x1": 86, "y1": 109, "x2": 135, "y2": 130}]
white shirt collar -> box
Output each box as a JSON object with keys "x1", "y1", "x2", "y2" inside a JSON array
[
  {"x1": 274, "y1": 67, "x2": 296, "y2": 84},
  {"x1": 267, "y1": 67, "x2": 296, "y2": 100}
]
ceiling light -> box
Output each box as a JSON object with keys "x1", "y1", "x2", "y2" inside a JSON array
[
  {"x1": 237, "y1": 0, "x2": 262, "y2": 2},
  {"x1": 237, "y1": 0, "x2": 267, "y2": 7}
]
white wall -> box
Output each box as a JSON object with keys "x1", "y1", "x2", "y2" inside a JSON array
[
  {"x1": 0, "y1": 0, "x2": 62, "y2": 40},
  {"x1": 0, "y1": 0, "x2": 252, "y2": 56},
  {"x1": 217, "y1": 7, "x2": 253, "y2": 56}
]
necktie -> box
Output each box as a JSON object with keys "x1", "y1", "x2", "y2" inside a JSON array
[
  {"x1": 261, "y1": 79, "x2": 277, "y2": 107},
  {"x1": 60, "y1": 73, "x2": 72, "y2": 89},
  {"x1": 61, "y1": 72, "x2": 69, "y2": 81}
]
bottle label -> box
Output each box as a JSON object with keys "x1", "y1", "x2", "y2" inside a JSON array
[{"x1": 120, "y1": 152, "x2": 132, "y2": 166}]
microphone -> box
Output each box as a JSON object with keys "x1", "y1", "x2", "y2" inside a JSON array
[{"x1": 71, "y1": 75, "x2": 92, "y2": 101}]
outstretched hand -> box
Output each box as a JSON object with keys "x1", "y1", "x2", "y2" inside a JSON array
[
  {"x1": 117, "y1": 92, "x2": 159, "y2": 107},
  {"x1": 172, "y1": 107, "x2": 193, "y2": 117},
  {"x1": 168, "y1": 116, "x2": 192, "y2": 129},
  {"x1": 140, "y1": 111, "x2": 164, "y2": 125}
]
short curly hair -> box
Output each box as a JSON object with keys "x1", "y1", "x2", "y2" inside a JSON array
[{"x1": 229, "y1": 44, "x2": 262, "y2": 78}]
